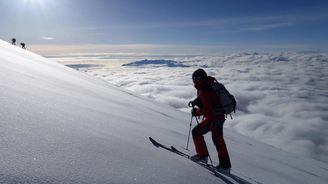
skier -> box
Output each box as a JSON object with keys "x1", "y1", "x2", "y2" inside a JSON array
[
  {"x1": 11, "y1": 38, "x2": 16, "y2": 45},
  {"x1": 20, "y1": 43, "x2": 26, "y2": 49},
  {"x1": 190, "y1": 68, "x2": 231, "y2": 171}
]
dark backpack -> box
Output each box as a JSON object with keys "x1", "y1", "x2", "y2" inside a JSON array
[{"x1": 210, "y1": 79, "x2": 237, "y2": 119}]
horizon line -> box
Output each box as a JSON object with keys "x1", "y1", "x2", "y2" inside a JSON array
[{"x1": 27, "y1": 43, "x2": 328, "y2": 56}]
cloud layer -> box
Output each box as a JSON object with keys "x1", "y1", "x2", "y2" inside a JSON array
[{"x1": 54, "y1": 52, "x2": 328, "y2": 163}]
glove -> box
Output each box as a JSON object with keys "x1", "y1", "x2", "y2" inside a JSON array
[
  {"x1": 188, "y1": 101, "x2": 193, "y2": 107},
  {"x1": 191, "y1": 108, "x2": 198, "y2": 116},
  {"x1": 188, "y1": 97, "x2": 203, "y2": 108}
]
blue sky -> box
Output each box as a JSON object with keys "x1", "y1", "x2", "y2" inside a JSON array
[{"x1": 1, "y1": 0, "x2": 328, "y2": 53}]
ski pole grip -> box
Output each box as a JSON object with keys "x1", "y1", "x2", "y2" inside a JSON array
[{"x1": 188, "y1": 101, "x2": 193, "y2": 107}]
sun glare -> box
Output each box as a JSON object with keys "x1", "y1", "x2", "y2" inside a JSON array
[
  {"x1": 21, "y1": 0, "x2": 53, "y2": 14},
  {"x1": 25, "y1": 0, "x2": 42, "y2": 2},
  {"x1": 23, "y1": 0, "x2": 45, "y2": 6}
]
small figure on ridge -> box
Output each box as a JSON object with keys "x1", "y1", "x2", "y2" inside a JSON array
[
  {"x1": 20, "y1": 43, "x2": 26, "y2": 49},
  {"x1": 11, "y1": 38, "x2": 16, "y2": 45}
]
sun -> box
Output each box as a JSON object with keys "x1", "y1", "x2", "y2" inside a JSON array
[
  {"x1": 23, "y1": 0, "x2": 45, "y2": 6},
  {"x1": 20, "y1": 0, "x2": 56, "y2": 19},
  {"x1": 25, "y1": 0, "x2": 42, "y2": 2},
  {"x1": 22, "y1": 0, "x2": 50, "y2": 11}
]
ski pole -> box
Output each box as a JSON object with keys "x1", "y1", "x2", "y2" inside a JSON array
[
  {"x1": 195, "y1": 115, "x2": 200, "y2": 125},
  {"x1": 186, "y1": 113, "x2": 193, "y2": 150},
  {"x1": 207, "y1": 153, "x2": 217, "y2": 175}
]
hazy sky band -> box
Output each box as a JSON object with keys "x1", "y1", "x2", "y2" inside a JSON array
[
  {"x1": 1, "y1": 0, "x2": 328, "y2": 51},
  {"x1": 29, "y1": 43, "x2": 328, "y2": 56}
]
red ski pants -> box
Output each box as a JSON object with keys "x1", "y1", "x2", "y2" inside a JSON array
[{"x1": 192, "y1": 118, "x2": 231, "y2": 167}]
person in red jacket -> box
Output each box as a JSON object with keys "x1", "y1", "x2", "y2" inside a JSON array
[{"x1": 190, "y1": 68, "x2": 231, "y2": 170}]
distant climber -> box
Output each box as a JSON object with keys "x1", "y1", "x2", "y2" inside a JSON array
[
  {"x1": 11, "y1": 38, "x2": 16, "y2": 45},
  {"x1": 20, "y1": 43, "x2": 26, "y2": 49}
]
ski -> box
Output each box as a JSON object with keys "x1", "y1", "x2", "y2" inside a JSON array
[
  {"x1": 149, "y1": 137, "x2": 214, "y2": 172},
  {"x1": 171, "y1": 146, "x2": 215, "y2": 171},
  {"x1": 149, "y1": 137, "x2": 255, "y2": 184},
  {"x1": 171, "y1": 145, "x2": 254, "y2": 184},
  {"x1": 149, "y1": 137, "x2": 233, "y2": 183}
]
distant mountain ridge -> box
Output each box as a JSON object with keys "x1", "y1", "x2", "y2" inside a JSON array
[{"x1": 122, "y1": 59, "x2": 189, "y2": 67}]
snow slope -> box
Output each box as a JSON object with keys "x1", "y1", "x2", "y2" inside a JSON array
[{"x1": 0, "y1": 40, "x2": 327, "y2": 184}]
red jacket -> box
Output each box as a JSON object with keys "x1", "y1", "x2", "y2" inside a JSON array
[{"x1": 194, "y1": 76, "x2": 225, "y2": 121}]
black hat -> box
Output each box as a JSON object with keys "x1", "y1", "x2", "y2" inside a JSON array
[{"x1": 192, "y1": 68, "x2": 207, "y2": 81}]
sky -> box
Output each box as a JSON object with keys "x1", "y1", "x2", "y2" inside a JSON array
[{"x1": 1, "y1": 0, "x2": 328, "y2": 53}]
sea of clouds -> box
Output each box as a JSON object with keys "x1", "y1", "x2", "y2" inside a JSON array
[{"x1": 52, "y1": 52, "x2": 328, "y2": 163}]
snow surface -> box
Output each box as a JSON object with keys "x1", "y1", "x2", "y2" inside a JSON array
[{"x1": 1, "y1": 39, "x2": 328, "y2": 184}]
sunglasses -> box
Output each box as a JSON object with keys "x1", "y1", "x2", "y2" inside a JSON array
[{"x1": 192, "y1": 76, "x2": 203, "y2": 82}]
